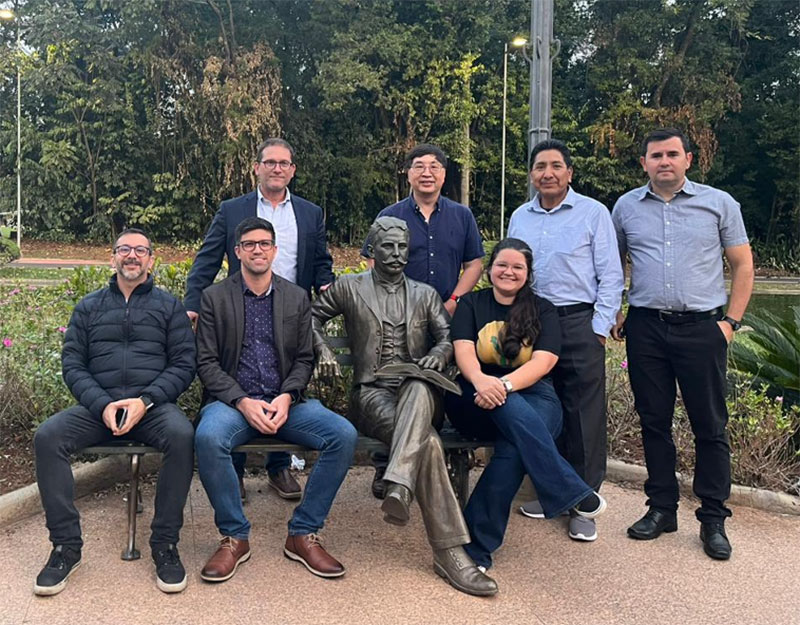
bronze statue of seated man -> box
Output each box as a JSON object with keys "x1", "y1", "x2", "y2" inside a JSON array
[{"x1": 311, "y1": 216, "x2": 497, "y2": 597}]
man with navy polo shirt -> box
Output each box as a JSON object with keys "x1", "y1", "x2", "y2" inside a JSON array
[
  {"x1": 508, "y1": 139, "x2": 623, "y2": 543},
  {"x1": 361, "y1": 143, "x2": 484, "y2": 497},
  {"x1": 611, "y1": 128, "x2": 754, "y2": 560},
  {"x1": 185, "y1": 138, "x2": 335, "y2": 503}
]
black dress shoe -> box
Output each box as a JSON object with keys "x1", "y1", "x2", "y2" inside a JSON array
[
  {"x1": 371, "y1": 465, "x2": 387, "y2": 500},
  {"x1": 627, "y1": 509, "x2": 678, "y2": 540},
  {"x1": 700, "y1": 522, "x2": 732, "y2": 560}
]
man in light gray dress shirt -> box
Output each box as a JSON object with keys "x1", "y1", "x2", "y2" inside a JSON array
[
  {"x1": 611, "y1": 127, "x2": 754, "y2": 560},
  {"x1": 508, "y1": 139, "x2": 624, "y2": 543}
]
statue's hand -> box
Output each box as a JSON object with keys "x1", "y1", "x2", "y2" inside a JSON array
[
  {"x1": 314, "y1": 344, "x2": 342, "y2": 382},
  {"x1": 418, "y1": 352, "x2": 447, "y2": 372}
]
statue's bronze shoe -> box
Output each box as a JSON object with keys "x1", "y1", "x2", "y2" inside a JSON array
[
  {"x1": 381, "y1": 483, "x2": 412, "y2": 525},
  {"x1": 433, "y1": 546, "x2": 498, "y2": 597}
]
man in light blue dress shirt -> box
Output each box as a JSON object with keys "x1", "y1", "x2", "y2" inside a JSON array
[
  {"x1": 508, "y1": 139, "x2": 623, "y2": 542},
  {"x1": 611, "y1": 128, "x2": 754, "y2": 560}
]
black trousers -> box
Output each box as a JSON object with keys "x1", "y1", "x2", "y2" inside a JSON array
[
  {"x1": 552, "y1": 308, "x2": 607, "y2": 491},
  {"x1": 625, "y1": 307, "x2": 732, "y2": 523},
  {"x1": 34, "y1": 403, "x2": 195, "y2": 549}
]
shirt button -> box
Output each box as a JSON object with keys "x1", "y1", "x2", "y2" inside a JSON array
[
  {"x1": 666, "y1": 241, "x2": 671, "y2": 246},
  {"x1": 430, "y1": 253, "x2": 434, "y2": 257},
  {"x1": 429, "y1": 236, "x2": 433, "y2": 240},
  {"x1": 543, "y1": 230, "x2": 547, "y2": 235},
  {"x1": 666, "y1": 221, "x2": 670, "y2": 225},
  {"x1": 667, "y1": 284, "x2": 672, "y2": 288},
  {"x1": 430, "y1": 271, "x2": 434, "y2": 275},
  {"x1": 666, "y1": 262, "x2": 671, "y2": 267}
]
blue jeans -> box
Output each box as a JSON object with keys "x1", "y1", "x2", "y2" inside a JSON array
[
  {"x1": 445, "y1": 377, "x2": 594, "y2": 569},
  {"x1": 195, "y1": 400, "x2": 357, "y2": 539}
]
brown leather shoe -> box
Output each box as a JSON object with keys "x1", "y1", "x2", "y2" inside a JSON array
[
  {"x1": 267, "y1": 468, "x2": 302, "y2": 500},
  {"x1": 200, "y1": 537, "x2": 251, "y2": 582},
  {"x1": 284, "y1": 534, "x2": 345, "y2": 578}
]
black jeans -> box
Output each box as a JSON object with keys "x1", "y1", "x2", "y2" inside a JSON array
[
  {"x1": 625, "y1": 307, "x2": 732, "y2": 523},
  {"x1": 34, "y1": 403, "x2": 195, "y2": 549},
  {"x1": 551, "y1": 308, "x2": 607, "y2": 491}
]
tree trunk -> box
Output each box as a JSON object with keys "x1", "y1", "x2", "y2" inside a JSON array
[{"x1": 460, "y1": 120, "x2": 470, "y2": 206}]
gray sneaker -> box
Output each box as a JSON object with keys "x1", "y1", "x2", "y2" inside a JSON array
[
  {"x1": 568, "y1": 514, "x2": 598, "y2": 542},
  {"x1": 519, "y1": 500, "x2": 569, "y2": 519}
]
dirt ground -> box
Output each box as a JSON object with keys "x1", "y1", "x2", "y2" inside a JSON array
[{"x1": 20, "y1": 240, "x2": 365, "y2": 269}]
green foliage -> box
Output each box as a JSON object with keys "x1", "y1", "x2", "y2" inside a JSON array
[
  {"x1": 727, "y1": 381, "x2": 800, "y2": 494},
  {"x1": 729, "y1": 306, "x2": 800, "y2": 402},
  {"x1": 0, "y1": 0, "x2": 796, "y2": 252},
  {"x1": 0, "y1": 236, "x2": 20, "y2": 264}
]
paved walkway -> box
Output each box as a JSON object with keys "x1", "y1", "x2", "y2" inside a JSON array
[{"x1": 1, "y1": 466, "x2": 798, "y2": 625}]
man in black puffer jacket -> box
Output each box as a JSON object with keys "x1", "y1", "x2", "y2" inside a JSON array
[{"x1": 33, "y1": 228, "x2": 196, "y2": 597}]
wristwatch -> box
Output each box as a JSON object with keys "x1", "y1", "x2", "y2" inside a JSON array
[
  {"x1": 139, "y1": 394, "x2": 155, "y2": 411},
  {"x1": 500, "y1": 376, "x2": 513, "y2": 393},
  {"x1": 722, "y1": 316, "x2": 741, "y2": 331}
]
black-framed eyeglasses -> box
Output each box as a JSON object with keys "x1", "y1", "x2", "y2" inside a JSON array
[
  {"x1": 259, "y1": 159, "x2": 294, "y2": 170},
  {"x1": 113, "y1": 245, "x2": 151, "y2": 257},
  {"x1": 238, "y1": 239, "x2": 275, "y2": 252}
]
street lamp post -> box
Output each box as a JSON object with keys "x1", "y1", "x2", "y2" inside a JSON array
[
  {"x1": 500, "y1": 36, "x2": 528, "y2": 239},
  {"x1": 0, "y1": 8, "x2": 20, "y2": 250}
]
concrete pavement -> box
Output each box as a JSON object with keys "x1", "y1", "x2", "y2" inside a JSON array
[{"x1": 2, "y1": 466, "x2": 798, "y2": 625}]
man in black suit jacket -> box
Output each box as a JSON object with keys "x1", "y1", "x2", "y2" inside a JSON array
[
  {"x1": 185, "y1": 138, "x2": 335, "y2": 499},
  {"x1": 194, "y1": 217, "x2": 356, "y2": 582}
]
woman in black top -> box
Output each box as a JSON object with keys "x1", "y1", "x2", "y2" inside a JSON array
[{"x1": 445, "y1": 238, "x2": 605, "y2": 571}]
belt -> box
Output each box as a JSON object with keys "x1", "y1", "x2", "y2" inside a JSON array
[
  {"x1": 555, "y1": 302, "x2": 593, "y2": 317},
  {"x1": 633, "y1": 306, "x2": 722, "y2": 324}
]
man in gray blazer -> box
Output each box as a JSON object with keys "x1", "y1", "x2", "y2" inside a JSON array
[
  {"x1": 194, "y1": 217, "x2": 357, "y2": 582},
  {"x1": 311, "y1": 216, "x2": 498, "y2": 597}
]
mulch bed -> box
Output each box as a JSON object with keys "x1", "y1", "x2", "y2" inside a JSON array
[{"x1": 20, "y1": 240, "x2": 364, "y2": 269}]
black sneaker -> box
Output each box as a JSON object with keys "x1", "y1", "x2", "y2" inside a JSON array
[
  {"x1": 573, "y1": 492, "x2": 607, "y2": 519},
  {"x1": 152, "y1": 544, "x2": 187, "y2": 593},
  {"x1": 34, "y1": 545, "x2": 82, "y2": 596}
]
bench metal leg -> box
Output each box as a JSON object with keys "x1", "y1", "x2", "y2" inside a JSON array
[
  {"x1": 447, "y1": 449, "x2": 475, "y2": 509},
  {"x1": 122, "y1": 453, "x2": 142, "y2": 561}
]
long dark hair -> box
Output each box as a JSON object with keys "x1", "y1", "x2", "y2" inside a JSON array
[{"x1": 487, "y1": 238, "x2": 540, "y2": 361}]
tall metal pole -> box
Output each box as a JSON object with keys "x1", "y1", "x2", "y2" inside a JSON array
[
  {"x1": 500, "y1": 43, "x2": 508, "y2": 239},
  {"x1": 15, "y1": 17, "x2": 20, "y2": 250},
  {"x1": 527, "y1": 0, "x2": 556, "y2": 199}
]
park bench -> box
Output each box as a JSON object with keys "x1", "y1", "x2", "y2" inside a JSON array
[{"x1": 81, "y1": 337, "x2": 490, "y2": 560}]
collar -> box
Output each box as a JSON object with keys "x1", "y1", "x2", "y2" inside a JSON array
[
  {"x1": 639, "y1": 178, "x2": 697, "y2": 201},
  {"x1": 409, "y1": 192, "x2": 442, "y2": 214},
  {"x1": 528, "y1": 186, "x2": 577, "y2": 213},
  {"x1": 109, "y1": 273, "x2": 154, "y2": 296},
  {"x1": 257, "y1": 186, "x2": 291, "y2": 209},
  {"x1": 241, "y1": 273, "x2": 274, "y2": 297},
  {"x1": 371, "y1": 270, "x2": 406, "y2": 293}
]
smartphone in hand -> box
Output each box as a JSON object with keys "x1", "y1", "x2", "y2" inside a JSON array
[{"x1": 115, "y1": 407, "x2": 128, "y2": 429}]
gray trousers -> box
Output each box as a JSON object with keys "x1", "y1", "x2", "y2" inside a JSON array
[{"x1": 350, "y1": 378, "x2": 470, "y2": 549}]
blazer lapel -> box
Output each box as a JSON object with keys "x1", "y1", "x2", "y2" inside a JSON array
[
  {"x1": 272, "y1": 276, "x2": 286, "y2": 378},
  {"x1": 356, "y1": 272, "x2": 382, "y2": 322},
  {"x1": 229, "y1": 273, "x2": 245, "y2": 368}
]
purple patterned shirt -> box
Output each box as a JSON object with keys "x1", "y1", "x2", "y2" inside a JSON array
[{"x1": 235, "y1": 282, "x2": 282, "y2": 400}]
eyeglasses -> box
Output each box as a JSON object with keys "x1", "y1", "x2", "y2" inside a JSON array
[
  {"x1": 259, "y1": 159, "x2": 294, "y2": 170},
  {"x1": 409, "y1": 163, "x2": 444, "y2": 174},
  {"x1": 114, "y1": 245, "x2": 151, "y2": 257},
  {"x1": 238, "y1": 239, "x2": 275, "y2": 252}
]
